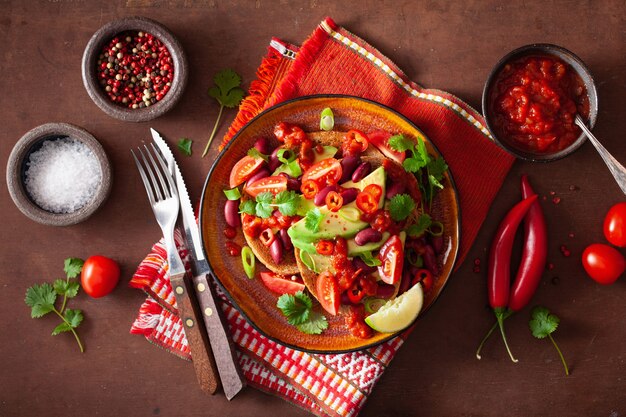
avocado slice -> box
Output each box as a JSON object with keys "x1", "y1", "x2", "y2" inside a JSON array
[
  {"x1": 299, "y1": 250, "x2": 335, "y2": 274},
  {"x1": 347, "y1": 232, "x2": 390, "y2": 257},
  {"x1": 313, "y1": 145, "x2": 338, "y2": 163},
  {"x1": 341, "y1": 166, "x2": 386, "y2": 208}
]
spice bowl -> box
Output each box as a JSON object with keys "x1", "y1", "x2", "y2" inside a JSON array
[
  {"x1": 81, "y1": 16, "x2": 188, "y2": 122},
  {"x1": 482, "y1": 44, "x2": 598, "y2": 162},
  {"x1": 6, "y1": 123, "x2": 112, "y2": 226}
]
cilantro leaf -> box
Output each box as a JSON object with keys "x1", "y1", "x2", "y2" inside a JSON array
[
  {"x1": 239, "y1": 199, "x2": 256, "y2": 215},
  {"x1": 177, "y1": 138, "x2": 193, "y2": 156},
  {"x1": 275, "y1": 190, "x2": 300, "y2": 216},
  {"x1": 407, "y1": 213, "x2": 432, "y2": 237},
  {"x1": 52, "y1": 309, "x2": 83, "y2": 335},
  {"x1": 389, "y1": 194, "x2": 416, "y2": 221},
  {"x1": 296, "y1": 311, "x2": 328, "y2": 334},
  {"x1": 304, "y1": 208, "x2": 325, "y2": 233},
  {"x1": 25, "y1": 283, "x2": 57, "y2": 318},
  {"x1": 388, "y1": 134, "x2": 414, "y2": 152},
  {"x1": 529, "y1": 306, "x2": 559, "y2": 339},
  {"x1": 247, "y1": 148, "x2": 268, "y2": 162},
  {"x1": 427, "y1": 157, "x2": 448, "y2": 180},
  {"x1": 277, "y1": 291, "x2": 312, "y2": 325},
  {"x1": 64, "y1": 258, "x2": 84, "y2": 279},
  {"x1": 255, "y1": 192, "x2": 274, "y2": 218},
  {"x1": 402, "y1": 158, "x2": 422, "y2": 173},
  {"x1": 53, "y1": 279, "x2": 80, "y2": 298},
  {"x1": 414, "y1": 137, "x2": 431, "y2": 167}
]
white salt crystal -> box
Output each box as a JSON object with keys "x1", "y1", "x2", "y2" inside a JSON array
[{"x1": 24, "y1": 137, "x2": 102, "y2": 214}]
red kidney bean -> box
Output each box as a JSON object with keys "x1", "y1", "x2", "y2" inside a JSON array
[
  {"x1": 340, "y1": 155, "x2": 360, "y2": 183},
  {"x1": 277, "y1": 172, "x2": 300, "y2": 189},
  {"x1": 270, "y1": 238, "x2": 284, "y2": 264},
  {"x1": 340, "y1": 292, "x2": 352, "y2": 305},
  {"x1": 423, "y1": 244, "x2": 439, "y2": 276},
  {"x1": 431, "y1": 235, "x2": 444, "y2": 254},
  {"x1": 224, "y1": 200, "x2": 240, "y2": 228},
  {"x1": 254, "y1": 137, "x2": 273, "y2": 155},
  {"x1": 340, "y1": 187, "x2": 359, "y2": 205},
  {"x1": 376, "y1": 283, "x2": 396, "y2": 298},
  {"x1": 314, "y1": 184, "x2": 340, "y2": 206},
  {"x1": 351, "y1": 162, "x2": 371, "y2": 182},
  {"x1": 352, "y1": 257, "x2": 377, "y2": 274},
  {"x1": 386, "y1": 180, "x2": 406, "y2": 199},
  {"x1": 279, "y1": 229, "x2": 293, "y2": 251},
  {"x1": 268, "y1": 147, "x2": 282, "y2": 171},
  {"x1": 245, "y1": 167, "x2": 270, "y2": 187},
  {"x1": 354, "y1": 228, "x2": 383, "y2": 246}
]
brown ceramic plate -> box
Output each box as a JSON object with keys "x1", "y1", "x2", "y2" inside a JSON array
[{"x1": 200, "y1": 95, "x2": 460, "y2": 353}]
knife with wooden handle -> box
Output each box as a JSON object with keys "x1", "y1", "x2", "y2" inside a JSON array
[
  {"x1": 168, "y1": 269, "x2": 220, "y2": 394},
  {"x1": 151, "y1": 128, "x2": 246, "y2": 400}
]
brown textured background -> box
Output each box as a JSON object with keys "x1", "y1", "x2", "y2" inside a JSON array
[{"x1": 1, "y1": 1, "x2": 625, "y2": 416}]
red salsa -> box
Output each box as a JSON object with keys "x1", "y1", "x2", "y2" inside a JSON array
[{"x1": 489, "y1": 54, "x2": 590, "y2": 154}]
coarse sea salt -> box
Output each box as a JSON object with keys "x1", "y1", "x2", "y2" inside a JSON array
[{"x1": 24, "y1": 137, "x2": 102, "y2": 214}]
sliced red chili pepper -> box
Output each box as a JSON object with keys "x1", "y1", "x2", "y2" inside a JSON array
[
  {"x1": 325, "y1": 191, "x2": 344, "y2": 212},
  {"x1": 259, "y1": 228, "x2": 276, "y2": 247},
  {"x1": 316, "y1": 240, "x2": 335, "y2": 256},
  {"x1": 356, "y1": 192, "x2": 378, "y2": 214},
  {"x1": 301, "y1": 180, "x2": 319, "y2": 199},
  {"x1": 346, "y1": 285, "x2": 365, "y2": 304},
  {"x1": 342, "y1": 129, "x2": 369, "y2": 155},
  {"x1": 362, "y1": 184, "x2": 382, "y2": 202}
]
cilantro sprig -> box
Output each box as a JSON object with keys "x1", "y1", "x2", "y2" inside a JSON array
[
  {"x1": 407, "y1": 213, "x2": 432, "y2": 237},
  {"x1": 388, "y1": 134, "x2": 448, "y2": 208},
  {"x1": 389, "y1": 194, "x2": 415, "y2": 221},
  {"x1": 529, "y1": 306, "x2": 569, "y2": 376},
  {"x1": 277, "y1": 291, "x2": 328, "y2": 334},
  {"x1": 304, "y1": 208, "x2": 325, "y2": 232},
  {"x1": 25, "y1": 258, "x2": 85, "y2": 352},
  {"x1": 245, "y1": 191, "x2": 301, "y2": 218},
  {"x1": 202, "y1": 69, "x2": 245, "y2": 157}
]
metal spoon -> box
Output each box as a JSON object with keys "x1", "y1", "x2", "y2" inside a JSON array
[{"x1": 575, "y1": 115, "x2": 626, "y2": 195}]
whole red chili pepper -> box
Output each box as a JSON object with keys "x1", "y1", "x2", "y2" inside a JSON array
[
  {"x1": 486, "y1": 193, "x2": 538, "y2": 362},
  {"x1": 508, "y1": 175, "x2": 548, "y2": 311}
]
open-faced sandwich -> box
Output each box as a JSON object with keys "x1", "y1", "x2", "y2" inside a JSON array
[{"x1": 223, "y1": 109, "x2": 449, "y2": 338}]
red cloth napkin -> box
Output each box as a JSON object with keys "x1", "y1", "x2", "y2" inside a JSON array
[{"x1": 130, "y1": 17, "x2": 514, "y2": 417}]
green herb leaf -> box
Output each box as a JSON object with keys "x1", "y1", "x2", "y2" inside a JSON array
[
  {"x1": 414, "y1": 137, "x2": 431, "y2": 167},
  {"x1": 247, "y1": 147, "x2": 268, "y2": 162},
  {"x1": 296, "y1": 311, "x2": 328, "y2": 334},
  {"x1": 358, "y1": 252, "x2": 382, "y2": 267},
  {"x1": 407, "y1": 213, "x2": 432, "y2": 237},
  {"x1": 388, "y1": 134, "x2": 414, "y2": 152},
  {"x1": 52, "y1": 309, "x2": 84, "y2": 335},
  {"x1": 239, "y1": 199, "x2": 256, "y2": 215},
  {"x1": 255, "y1": 192, "x2": 274, "y2": 218},
  {"x1": 389, "y1": 194, "x2": 416, "y2": 221},
  {"x1": 64, "y1": 258, "x2": 84, "y2": 279},
  {"x1": 529, "y1": 306, "x2": 560, "y2": 339},
  {"x1": 53, "y1": 279, "x2": 80, "y2": 299},
  {"x1": 427, "y1": 157, "x2": 448, "y2": 180},
  {"x1": 209, "y1": 69, "x2": 245, "y2": 108},
  {"x1": 275, "y1": 190, "x2": 300, "y2": 216},
  {"x1": 304, "y1": 208, "x2": 325, "y2": 233},
  {"x1": 25, "y1": 283, "x2": 57, "y2": 318},
  {"x1": 277, "y1": 291, "x2": 312, "y2": 325},
  {"x1": 176, "y1": 138, "x2": 192, "y2": 156}
]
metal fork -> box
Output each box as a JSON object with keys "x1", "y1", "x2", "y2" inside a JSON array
[{"x1": 132, "y1": 144, "x2": 219, "y2": 395}]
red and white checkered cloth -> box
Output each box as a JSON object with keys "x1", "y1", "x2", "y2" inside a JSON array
[{"x1": 130, "y1": 17, "x2": 514, "y2": 417}]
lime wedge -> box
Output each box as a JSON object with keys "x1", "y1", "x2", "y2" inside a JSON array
[{"x1": 365, "y1": 283, "x2": 424, "y2": 333}]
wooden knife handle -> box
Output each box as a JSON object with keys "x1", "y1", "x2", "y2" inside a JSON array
[
  {"x1": 169, "y1": 271, "x2": 220, "y2": 395},
  {"x1": 191, "y1": 273, "x2": 246, "y2": 400}
]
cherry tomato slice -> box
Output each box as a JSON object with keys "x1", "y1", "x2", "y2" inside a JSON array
[
  {"x1": 316, "y1": 240, "x2": 335, "y2": 255},
  {"x1": 245, "y1": 175, "x2": 288, "y2": 198},
  {"x1": 316, "y1": 271, "x2": 340, "y2": 315},
  {"x1": 302, "y1": 158, "x2": 342, "y2": 186},
  {"x1": 356, "y1": 192, "x2": 378, "y2": 214},
  {"x1": 259, "y1": 228, "x2": 276, "y2": 247},
  {"x1": 259, "y1": 271, "x2": 305, "y2": 295},
  {"x1": 367, "y1": 130, "x2": 406, "y2": 164},
  {"x1": 411, "y1": 268, "x2": 433, "y2": 292},
  {"x1": 342, "y1": 129, "x2": 369, "y2": 155},
  {"x1": 229, "y1": 155, "x2": 265, "y2": 188},
  {"x1": 81, "y1": 255, "x2": 120, "y2": 298},
  {"x1": 582, "y1": 243, "x2": 626, "y2": 285},
  {"x1": 604, "y1": 202, "x2": 626, "y2": 247},
  {"x1": 301, "y1": 180, "x2": 319, "y2": 200},
  {"x1": 325, "y1": 191, "x2": 344, "y2": 212},
  {"x1": 377, "y1": 235, "x2": 404, "y2": 285}
]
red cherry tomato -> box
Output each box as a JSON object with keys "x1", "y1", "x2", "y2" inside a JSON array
[
  {"x1": 316, "y1": 271, "x2": 340, "y2": 315},
  {"x1": 302, "y1": 158, "x2": 342, "y2": 186},
  {"x1": 245, "y1": 176, "x2": 288, "y2": 198},
  {"x1": 229, "y1": 156, "x2": 264, "y2": 188},
  {"x1": 325, "y1": 191, "x2": 344, "y2": 212},
  {"x1": 582, "y1": 243, "x2": 626, "y2": 285},
  {"x1": 81, "y1": 255, "x2": 120, "y2": 298},
  {"x1": 259, "y1": 272, "x2": 305, "y2": 295},
  {"x1": 604, "y1": 202, "x2": 626, "y2": 247},
  {"x1": 378, "y1": 235, "x2": 404, "y2": 285},
  {"x1": 367, "y1": 130, "x2": 406, "y2": 164}
]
